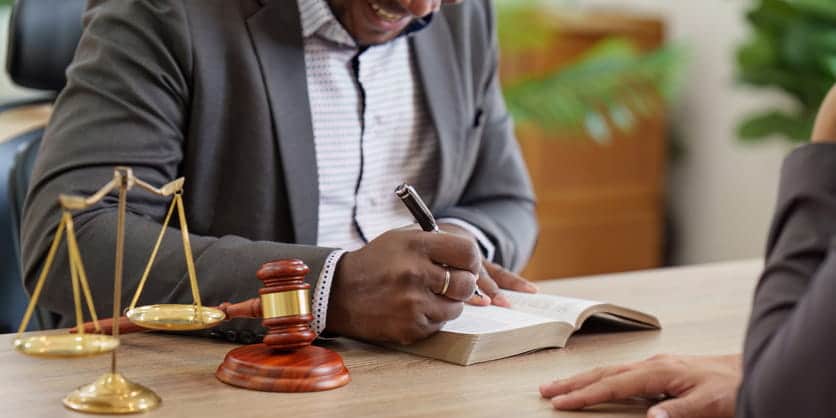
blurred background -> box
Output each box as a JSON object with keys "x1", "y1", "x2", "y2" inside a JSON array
[
  {"x1": 0, "y1": 0, "x2": 834, "y2": 333},
  {"x1": 491, "y1": 0, "x2": 832, "y2": 279}
]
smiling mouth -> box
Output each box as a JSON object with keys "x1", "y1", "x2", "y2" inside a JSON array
[{"x1": 368, "y1": 0, "x2": 405, "y2": 22}]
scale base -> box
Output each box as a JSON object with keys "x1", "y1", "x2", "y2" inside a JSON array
[
  {"x1": 63, "y1": 372, "x2": 161, "y2": 414},
  {"x1": 216, "y1": 344, "x2": 350, "y2": 392}
]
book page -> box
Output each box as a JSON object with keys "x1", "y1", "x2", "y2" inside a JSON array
[
  {"x1": 500, "y1": 290, "x2": 601, "y2": 325},
  {"x1": 441, "y1": 304, "x2": 552, "y2": 335}
]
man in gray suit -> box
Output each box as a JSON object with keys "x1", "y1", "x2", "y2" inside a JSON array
[{"x1": 22, "y1": 0, "x2": 538, "y2": 344}]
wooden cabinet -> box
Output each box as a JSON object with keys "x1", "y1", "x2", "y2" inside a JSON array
[{"x1": 501, "y1": 13, "x2": 668, "y2": 280}]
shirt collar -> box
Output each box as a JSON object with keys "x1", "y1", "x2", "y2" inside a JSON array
[
  {"x1": 297, "y1": 0, "x2": 434, "y2": 48},
  {"x1": 298, "y1": 0, "x2": 356, "y2": 47}
]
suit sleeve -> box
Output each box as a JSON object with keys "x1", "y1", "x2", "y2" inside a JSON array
[
  {"x1": 21, "y1": 0, "x2": 334, "y2": 335},
  {"x1": 435, "y1": 0, "x2": 537, "y2": 273},
  {"x1": 737, "y1": 143, "x2": 836, "y2": 417}
]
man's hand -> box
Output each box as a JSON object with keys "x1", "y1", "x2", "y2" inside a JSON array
[
  {"x1": 540, "y1": 354, "x2": 742, "y2": 418},
  {"x1": 325, "y1": 228, "x2": 480, "y2": 345},
  {"x1": 438, "y1": 223, "x2": 538, "y2": 307}
]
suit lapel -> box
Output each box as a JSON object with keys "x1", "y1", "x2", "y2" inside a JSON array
[
  {"x1": 246, "y1": 0, "x2": 318, "y2": 245},
  {"x1": 412, "y1": 18, "x2": 466, "y2": 211}
]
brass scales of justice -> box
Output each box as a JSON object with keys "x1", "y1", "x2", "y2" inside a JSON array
[{"x1": 12, "y1": 167, "x2": 349, "y2": 415}]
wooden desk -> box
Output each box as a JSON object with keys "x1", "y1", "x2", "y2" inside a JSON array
[
  {"x1": 0, "y1": 104, "x2": 51, "y2": 143},
  {"x1": 0, "y1": 259, "x2": 762, "y2": 418}
]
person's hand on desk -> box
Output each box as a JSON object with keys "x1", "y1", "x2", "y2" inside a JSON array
[
  {"x1": 438, "y1": 223, "x2": 539, "y2": 307},
  {"x1": 326, "y1": 228, "x2": 481, "y2": 345},
  {"x1": 540, "y1": 354, "x2": 741, "y2": 418}
]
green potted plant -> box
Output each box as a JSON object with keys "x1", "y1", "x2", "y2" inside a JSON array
[
  {"x1": 497, "y1": 1, "x2": 686, "y2": 144},
  {"x1": 737, "y1": 0, "x2": 836, "y2": 142},
  {"x1": 495, "y1": 2, "x2": 686, "y2": 279}
]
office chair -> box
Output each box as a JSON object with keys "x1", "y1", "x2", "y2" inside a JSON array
[
  {"x1": 0, "y1": 128, "x2": 42, "y2": 332},
  {"x1": 0, "y1": 0, "x2": 85, "y2": 332}
]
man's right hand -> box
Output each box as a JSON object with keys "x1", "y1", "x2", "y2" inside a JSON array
[{"x1": 325, "y1": 228, "x2": 481, "y2": 344}]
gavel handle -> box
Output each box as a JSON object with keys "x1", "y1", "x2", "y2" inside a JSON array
[
  {"x1": 70, "y1": 316, "x2": 146, "y2": 335},
  {"x1": 69, "y1": 298, "x2": 262, "y2": 335}
]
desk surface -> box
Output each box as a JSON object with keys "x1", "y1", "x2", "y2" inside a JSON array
[
  {"x1": 0, "y1": 259, "x2": 762, "y2": 418},
  {"x1": 0, "y1": 104, "x2": 51, "y2": 143}
]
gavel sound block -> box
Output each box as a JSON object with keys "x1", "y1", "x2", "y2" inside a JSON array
[{"x1": 214, "y1": 259, "x2": 350, "y2": 392}]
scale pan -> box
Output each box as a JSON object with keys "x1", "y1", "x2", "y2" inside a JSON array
[
  {"x1": 14, "y1": 334, "x2": 119, "y2": 358},
  {"x1": 126, "y1": 304, "x2": 225, "y2": 331}
]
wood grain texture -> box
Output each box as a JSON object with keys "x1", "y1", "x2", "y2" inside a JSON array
[
  {"x1": 215, "y1": 259, "x2": 349, "y2": 392},
  {"x1": 216, "y1": 344, "x2": 350, "y2": 392},
  {"x1": 217, "y1": 298, "x2": 261, "y2": 320},
  {"x1": 0, "y1": 105, "x2": 51, "y2": 144},
  {"x1": 253, "y1": 260, "x2": 316, "y2": 350},
  {"x1": 0, "y1": 260, "x2": 761, "y2": 418}
]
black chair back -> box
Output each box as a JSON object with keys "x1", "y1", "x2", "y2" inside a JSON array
[
  {"x1": 0, "y1": 129, "x2": 42, "y2": 332},
  {"x1": 9, "y1": 129, "x2": 42, "y2": 273},
  {"x1": 7, "y1": 0, "x2": 85, "y2": 90}
]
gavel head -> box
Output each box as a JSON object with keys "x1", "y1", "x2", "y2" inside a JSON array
[
  {"x1": 256, "y1": 259, "x2": 317, "y2": 350},
  {"x1": 216, "y1": 259, "x2": 351, "y2": 392}
]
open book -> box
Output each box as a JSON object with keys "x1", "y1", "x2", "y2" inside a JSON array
[{"x1": 393, "y1": 290, "x2": 660, "y2": 366}]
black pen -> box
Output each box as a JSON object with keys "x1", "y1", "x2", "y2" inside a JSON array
[
  {"x1": 395, "y1": 183, "x2": 438, "y2": 232},
  {"x1": 394, "y1": 183, "x2": 483, "y2": 298}
]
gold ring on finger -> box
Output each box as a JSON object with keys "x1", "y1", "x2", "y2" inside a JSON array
[{"x1": 439, "y1": 268, "x2": 451, "y2": 296}]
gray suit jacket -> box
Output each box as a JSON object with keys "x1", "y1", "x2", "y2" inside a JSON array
[
  {"x1": 22, "y1": 0, "x2": 537, "y2": 335},
  {"x1": 737, "y1": 144, "x2": 836, "y2": 417}
]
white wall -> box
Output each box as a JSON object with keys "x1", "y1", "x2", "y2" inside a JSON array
[{"x1": 576, "y1": 0, "x2": 795, "y2": 264}]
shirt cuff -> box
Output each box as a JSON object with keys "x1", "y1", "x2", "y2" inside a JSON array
[
  {"x1": 437, "y1": 217, "x2": 496, "y2": 261},
  {"x1": 311, "y1": 249, "x2": 347, "y2": 336}
]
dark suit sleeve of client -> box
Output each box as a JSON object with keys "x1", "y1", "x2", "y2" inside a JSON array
[
  {"x1": 20, "y1": 1, "x2": 335, "y2": 336},
  {"x1": 737, "y1": 143, "x2": 836, "y2": 417}
]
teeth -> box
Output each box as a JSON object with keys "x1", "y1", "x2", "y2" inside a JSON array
[{"x1": 369, "y1": 0, "x2": 402, "y2": 22}]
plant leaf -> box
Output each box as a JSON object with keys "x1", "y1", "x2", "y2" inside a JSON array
[
  {"x1": 737, "y1": 0, "x2": 836, "y2": 142},
  {"x1": 737, "y1": 110, "x2": 814, "y2": 142},
  {"x1": 502, "y1": 36, "x2": 687, "y2": 140}
]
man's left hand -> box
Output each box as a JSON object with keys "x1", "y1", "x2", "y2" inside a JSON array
[
  {"x1": 438, "y1": 223, "x2": 538, "y2": 307},
  {"x1": 540, "y1": 354, "x2": 742, "y2": 418}
]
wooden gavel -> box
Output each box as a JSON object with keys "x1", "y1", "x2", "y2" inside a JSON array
[{"x1": 74, "y1": 259, "x2": 349, "y2": 392}]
